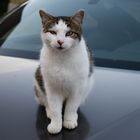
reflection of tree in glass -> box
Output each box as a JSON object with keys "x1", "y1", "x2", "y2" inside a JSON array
[
  {"x1": 36, "y1": 106, "x2": 89, "y2": 140},
  {"x1": 0, "y1": 0, "x2": 9, "y2": 17}
]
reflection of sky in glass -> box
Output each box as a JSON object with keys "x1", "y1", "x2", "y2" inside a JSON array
[{"x1": 3, "y1": 11, "x2": 42, "y2": 52}]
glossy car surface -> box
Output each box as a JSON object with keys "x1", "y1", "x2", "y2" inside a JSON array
[{"x1": 0, "y1": 0, "x2": 140, "y2": 140}]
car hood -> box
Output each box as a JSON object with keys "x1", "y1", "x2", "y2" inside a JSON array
[{"x1": 0, "y1": 56, "x2": 140, "y2": 140}]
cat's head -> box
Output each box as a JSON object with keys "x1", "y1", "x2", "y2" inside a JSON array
[{"x1": 39, "y1": 9, "x2": 84, "y2": 51}]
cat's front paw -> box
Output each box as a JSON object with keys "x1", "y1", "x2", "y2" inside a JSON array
[
  {"x1": 47, "y1": 121, "x2": 62, "y2": 134},
  {"x1": 63, "y1": 119, "x2": 78, "y2": 129},
  {"x1": 63, "y1": 113, "x2": 78, "y2": 129}
]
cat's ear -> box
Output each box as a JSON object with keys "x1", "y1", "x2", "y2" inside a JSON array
[
  {"x1": 39, "y1": 10, "x2": 54, "y2": 24},
  {"x1": 72, "y1": 9, "x2": 85, "y2": 24}
]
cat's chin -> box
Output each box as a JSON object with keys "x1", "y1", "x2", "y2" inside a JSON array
[
  {"x1": 52, "y1": 46, "x2": 71, "y2": 52},
  {"x1": 56, "y1": 46, "x2": 65, "y2": 50}
]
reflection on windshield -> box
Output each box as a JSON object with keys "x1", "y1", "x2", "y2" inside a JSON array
[
  {"x1": 1, "y1": 0, "x2": 140, "y2": 65},
  {"x1": 88, "y1": 0, "x2": 100, "y2": 4}
]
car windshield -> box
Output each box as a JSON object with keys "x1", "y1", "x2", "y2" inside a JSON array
[{"x1": 1, "y1": 0, "x2": 140, "y2": 69}]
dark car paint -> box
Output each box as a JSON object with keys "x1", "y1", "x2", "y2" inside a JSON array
[
  {"x1": 0, "y1": 57, "x2": 140, "y2": 140},
  {"x1": 91, "y1": 109, "x2": 140, "y2": 140}
]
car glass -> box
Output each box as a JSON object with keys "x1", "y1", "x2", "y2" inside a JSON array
[{"x1": 1, "y1": 0, "x2": 140, "y2": 64}]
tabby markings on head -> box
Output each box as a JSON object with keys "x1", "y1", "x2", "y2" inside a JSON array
[{"x1": 39, "y1": 10, "x2": 85, "y2": 40}]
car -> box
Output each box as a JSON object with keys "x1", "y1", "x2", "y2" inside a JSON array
[{"x1": 0, "y1": 0, "x2": 140, "y2": 139}]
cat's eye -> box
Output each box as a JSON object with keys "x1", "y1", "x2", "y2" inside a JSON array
[
  {"x1": 66, "y1": 31, "x2": 78, "y2": 38},
  {"x1": 48, "y1": 30, "x2": 57, "y2": 35},
  {"x1": 66, "y1": 31, "x2": 74, "y2": 36}
]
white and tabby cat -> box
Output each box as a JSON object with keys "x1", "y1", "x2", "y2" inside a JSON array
[{"x1": 35, "y1": 9, "x2": 94, "y2": 134}]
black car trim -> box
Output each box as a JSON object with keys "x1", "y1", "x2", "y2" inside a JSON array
[
  {"x1": 0, "y1": 48, "x2": 39, "y2": 60},
  {"x1": 95, "y1": 58, "x2": 140, "y2": 71},
  {"x1": 0, "y1": 1, "x2": 29, "y2": 38}
]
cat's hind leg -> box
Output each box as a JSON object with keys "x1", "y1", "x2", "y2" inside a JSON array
[
  {"x1": 35, "y1": 66, "x2": 51, "y2": 119},
  {"x1": 35, "y1": 81, "x2": 51, "y2": 119},
  {"x1": 34, "y1": 80, "x2": 46, "y2": 106}
]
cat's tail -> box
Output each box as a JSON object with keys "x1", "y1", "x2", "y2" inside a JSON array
[{"x1": 34, "y1": 66, "x2": 46, "y2": 106}]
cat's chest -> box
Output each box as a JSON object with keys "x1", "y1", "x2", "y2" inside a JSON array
[
  {"x1": 42, "y1": 56, "x2": 87, "y2": 82},
  {"x1": 44, "y1": 60, "x2": 79, "y2": 78},
  {"x1": 40, "y1": 46, "x2": 89, "y2": 83}
]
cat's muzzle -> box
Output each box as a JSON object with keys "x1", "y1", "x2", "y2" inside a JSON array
[{"x1": 56, "y1": 46, "x2": 64, "y2": 50}]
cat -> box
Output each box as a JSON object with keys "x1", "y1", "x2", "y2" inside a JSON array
[{"x1": 35, "y1": 9, "x2": 94, "y2": 134}]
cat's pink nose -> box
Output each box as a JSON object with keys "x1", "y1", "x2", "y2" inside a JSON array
[{"x1": 57, "y1": 40, "x2": 64, "y2": 46}]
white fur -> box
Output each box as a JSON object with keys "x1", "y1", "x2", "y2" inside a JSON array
[{"x1": 36, "y1": 20, "x2": 94, "y2": 134}]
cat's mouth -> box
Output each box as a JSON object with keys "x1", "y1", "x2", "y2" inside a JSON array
[{"x1": 56, "y1": 46, "x2": 64, "y2": 50}]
